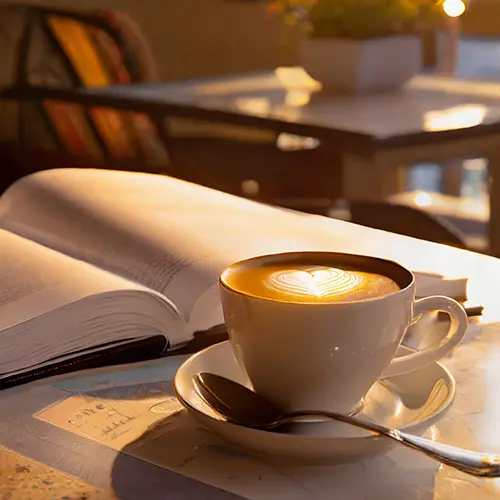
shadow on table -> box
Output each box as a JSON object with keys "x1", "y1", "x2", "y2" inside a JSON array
[
  {"x1": 110, "y1": 409, "x2": 440, "y2": 500},
  {"x1": 110, "y1": 439, "x2": 240, "y2": 499}
]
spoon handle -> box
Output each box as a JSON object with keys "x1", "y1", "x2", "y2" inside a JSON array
[{"x1": 285, "y1": 410, "x2": 500, "y2": 477}]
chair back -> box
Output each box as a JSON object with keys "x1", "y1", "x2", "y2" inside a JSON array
[
  {"x1": 1, "y1": 5, "x2": 168, "y2": 172},
  {"x1": 349, "y1": 200, "x2": 469, "y2": 249}
]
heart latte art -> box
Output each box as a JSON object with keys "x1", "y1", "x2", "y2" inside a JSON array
[{"x1": 225, "y1": 264, "x2": 401, "y2": 303}]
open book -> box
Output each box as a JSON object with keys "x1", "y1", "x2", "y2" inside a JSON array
[{"x1": 0, "y1": 169, "x2": 468, "y2": 387}]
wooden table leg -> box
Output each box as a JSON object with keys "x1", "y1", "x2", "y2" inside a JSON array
[
  {"x1": 341, "y1": 154, "x2": 406, "y2": 201},
  {"x1": 488, "y1": 152, "x2": 500, "y2": 257}
]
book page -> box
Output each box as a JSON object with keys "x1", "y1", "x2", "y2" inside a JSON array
[
  {"x1": 0, "y1": 229, "x2": 183, "y2": 375},
  {"x1": 0, "y1": 229, "x2": 126, "y2": 328},
  {"x1": 0, "y1": 169, "x2": 333, "y2": 332}
]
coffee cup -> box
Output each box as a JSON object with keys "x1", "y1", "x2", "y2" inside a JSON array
[{"x1": 219, "y1": 251, "x2": 467, "y2": 415}]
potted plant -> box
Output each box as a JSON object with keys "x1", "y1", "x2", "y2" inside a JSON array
[{"x1": 268, "y1": 0, "x2": 450, "y2": 93}]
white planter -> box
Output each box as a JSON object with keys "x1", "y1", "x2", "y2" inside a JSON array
[{"x1": 299, "y1": 36, "x2": 422, "y2": 94}]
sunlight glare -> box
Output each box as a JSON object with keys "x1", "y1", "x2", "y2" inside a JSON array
[
  {"x1": 443, "y1": 0, "x2": 466, "y2": 17},
  {"x1": 414, "y1": 191, "x2": 433, "y2": 207}
]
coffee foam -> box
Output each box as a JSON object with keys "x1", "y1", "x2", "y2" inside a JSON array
[
  {"x1": 223, "y1": 261, "x2": 401, "y2": 304},
  {"x1": 264, "y1": 265, "x2": 399, "y2": 302}
]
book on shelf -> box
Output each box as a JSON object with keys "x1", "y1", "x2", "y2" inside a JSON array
[{"x1": 0, "y1": 169, "x2": 469, "y2": 388}]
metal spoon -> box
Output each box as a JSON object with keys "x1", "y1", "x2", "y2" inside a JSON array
[{"x1": 194, "y1": 372, "x2": 500, "y2": 478}]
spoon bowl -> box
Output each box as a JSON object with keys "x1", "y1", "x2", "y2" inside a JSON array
[{"x1": 194, "y1": 372, "x2": 500, "y2": 478}]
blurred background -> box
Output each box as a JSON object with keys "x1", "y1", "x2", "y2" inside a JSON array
[{"x1": 1, "y1": 0, "x2": 499, "y2": 254}]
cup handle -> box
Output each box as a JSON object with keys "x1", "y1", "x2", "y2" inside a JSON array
[{"x1": 382, "y1": 296, "x2": 468, "y2": 378}]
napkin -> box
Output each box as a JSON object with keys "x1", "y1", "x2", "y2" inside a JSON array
[{"x1": 413, "y1": 271, "x2": 468, "y2": 300}]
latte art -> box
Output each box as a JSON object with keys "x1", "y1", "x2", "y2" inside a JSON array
[
  {"x1": 223, "y1": 262, "x2": 401, "y2": 303},
  {"x1": 267, "y1": 267, "x2": 369, "y2": 300},
  {"x1": 265, "y1": 266, "x2": 399, "y2": 302}
]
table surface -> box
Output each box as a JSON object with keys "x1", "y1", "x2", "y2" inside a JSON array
[
  {"x1": 387, "y1": 191, "x2": 489, "y2": 249},
  {"x1": 3, "y1": 213, "x2": 500, "y2": 499},
  {"x1": 0, "y1": 445, "x2": 117, "y2": 499},
  {"x1": 72, "y1": 40, "x2": 500, "y2": 151},
  {"x1": 91, "y1": 69, "x2": 500, "y2": 147}
]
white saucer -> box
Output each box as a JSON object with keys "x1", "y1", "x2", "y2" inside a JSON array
[{"x1": 174, "y1": 341, "x2": 455, "y2": 464}]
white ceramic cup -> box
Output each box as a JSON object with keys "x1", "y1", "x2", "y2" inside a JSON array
[{"x1": 219, "y1": 251, "x2": 468, "y2": 415}]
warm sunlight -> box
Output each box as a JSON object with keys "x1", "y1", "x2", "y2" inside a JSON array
[
  {"x1": 413, "y1": 191, "x2": 433, "y2": 207},
  {"x1": 423, "y1": 104, "x2": 487, "y2": 132},
  {"x1": 232, "y1": 97, "x2": 271, "y2": 117},
  {"x1": 275, "y1": 66, "x2": 319, "y2": 90},
  {"x1": 443, "y1": 0, "x2": 466, "y2": 17},
  {"x1": 284, "y1": 90, "x2": 312, "y2": 107}
]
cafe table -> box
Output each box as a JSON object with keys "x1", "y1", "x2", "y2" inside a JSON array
[
  {"x1": 2, "y1": 212, "x2": 500, "y2": 499},
  {"x1": 388, "y1": 190, "x2": 489, "y2": 251},
  {"x1": 10, "y1": 68, "x2": 500, "y2": 257}
]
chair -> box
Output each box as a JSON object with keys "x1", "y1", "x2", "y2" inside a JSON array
[
  {"x1": 0, "y1": 4, "x2": 169, "y2": 175},
  {"x1": 349, "y1": 200, "x2": 470, "y2": 249}
]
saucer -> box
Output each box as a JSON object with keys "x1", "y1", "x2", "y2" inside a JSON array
[{"x1": 174, "y1": 341, "x2": 455, "y2": 464}]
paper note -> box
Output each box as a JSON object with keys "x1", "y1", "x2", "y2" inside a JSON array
[{"x1": 37, "y1": 383, "x2": 184, "y2": 450}]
